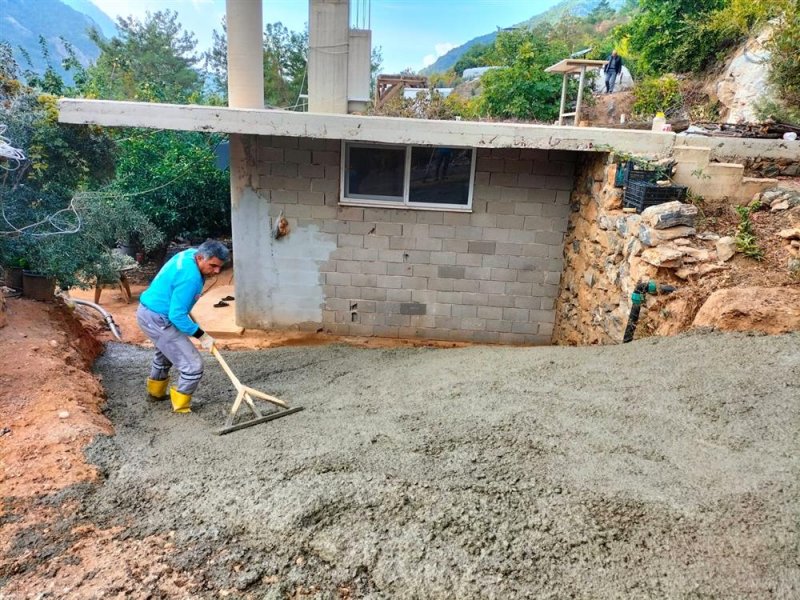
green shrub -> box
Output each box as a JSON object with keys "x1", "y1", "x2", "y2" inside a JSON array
[
  {"x1": 631, "y1": 75, "x2": 683, "y2": 119},
  {"x1": 768, "y1": 3, "x2": 800, "y2": 109}
]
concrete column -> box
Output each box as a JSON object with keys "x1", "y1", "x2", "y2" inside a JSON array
[
  {"x1": 309, "y1": 0, "x2": 349, "y2": 114},
  {"x1": 347, "y1": 28, "x2": 371, "y2": 113},
  {"x1": 226, "y1": 0, "x2": 264, "y2": 108},
  {"x1": 226, "y1": 0, "x2": 270, "y2": 327}
]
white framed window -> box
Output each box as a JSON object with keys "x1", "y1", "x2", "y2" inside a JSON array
[{"x1": 340, "y1": 141, "x2": 475, "y2": 211}]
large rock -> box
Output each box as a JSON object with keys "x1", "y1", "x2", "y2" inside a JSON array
[
  {"x1": 641, "y1": 201, "x2": 699, "y2": 230},
  {"x1": 714, "y1": 26, "x2": 772, "y2": 123},
  {"x1": 639, "y1": 225, "x2": 696, "y2": 247},
  {"x1": 641, "y1": 246, "x2": 684, "y2": 268},
  {"x1": 693, "y1": 287, "x2": 800, "y2": 334},
  {"x1": 716, "y1": 236, "x2": 737, "y2": 262}
]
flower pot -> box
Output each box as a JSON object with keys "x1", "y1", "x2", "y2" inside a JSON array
[
  {"x1": 5, "y1": 266, "x2": 24, "y2": 291},
  {"x1": 22, "y1": 271, "x2": 56, "y2": 302}
]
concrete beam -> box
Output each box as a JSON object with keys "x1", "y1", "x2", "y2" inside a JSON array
[
  {"x1": 675, "y1": 135, "x2": 800, "y2": 161},
  {"x1": 58, "y1": 99, "x2": 676, "y2": 158}
]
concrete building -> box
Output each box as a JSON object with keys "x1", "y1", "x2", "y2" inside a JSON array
[{"x1": 57, "y1": 1, "x2": 797, "y2": 345}]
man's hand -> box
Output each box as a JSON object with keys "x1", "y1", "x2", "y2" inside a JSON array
[{"x1": 199, "y1": 332, "x2": 215, "y2": 351}]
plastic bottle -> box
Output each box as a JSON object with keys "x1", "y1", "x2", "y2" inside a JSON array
[{"x1": 651, "y1": 111, "x2": 667, "y2": 132}]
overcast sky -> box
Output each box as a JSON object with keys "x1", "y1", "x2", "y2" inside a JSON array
[{"x1": 89, "y1": 0, "x2": 563, "y2": 73}]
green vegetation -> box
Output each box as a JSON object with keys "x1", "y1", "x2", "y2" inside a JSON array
[
  {"x1": 734, "y1": 201, "x2": 764, "y2": 261},
  {"x1": 631, "y1": 75, "x2": 683, "y2": 119},
  {"x1": 766, "y1": 2, "x2": 800, "y2": 114}
]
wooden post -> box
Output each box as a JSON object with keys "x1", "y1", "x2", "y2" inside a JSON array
[
  {"x1": 558, "y1": 72, "x2": 568, "y2": 126},
  {"x1": 574, "y1": 65, "x2": 587, "y2": 125}
]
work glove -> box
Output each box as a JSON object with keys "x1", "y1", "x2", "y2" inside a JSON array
[{"x1": 199, "y1": 332, "x2": 215, "y2": 351}]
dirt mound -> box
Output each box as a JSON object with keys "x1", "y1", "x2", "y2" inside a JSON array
[{"x1": 694, "y1": 286, "x2": 800, "y2": 332}]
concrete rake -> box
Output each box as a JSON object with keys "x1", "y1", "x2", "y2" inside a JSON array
[{"x1": 211, "y1": 346, "x2": 303, "y2": 435}]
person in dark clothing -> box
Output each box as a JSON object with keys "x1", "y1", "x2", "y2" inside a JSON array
[{"x1": 604, "y1": 50, "x2": 623, "y2": 93}]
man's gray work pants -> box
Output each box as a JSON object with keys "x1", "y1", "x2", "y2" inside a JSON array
[
  {"x1": 605, "y1": 69, "x2": 618, "y2": 93},
  {"x1": 136, "y1": 303, "x2": 204, "y2": 394}
]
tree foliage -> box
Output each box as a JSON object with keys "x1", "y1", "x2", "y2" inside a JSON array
[
  {"x1": 84, "y1": 10, "x2": 202, "y2": 103},
  {"x1": 767, "y1": 2, "x2": 800, "y2": 111}
]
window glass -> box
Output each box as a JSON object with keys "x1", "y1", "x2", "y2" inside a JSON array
[
  {"x1": 408, "y1": 146, "x2": 471, "y2": 206},
  {"x1": 346, "y1": 145, "x2": 405, "y2": 200}
]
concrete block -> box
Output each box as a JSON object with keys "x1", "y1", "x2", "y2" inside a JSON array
[
  {"x1": 271, "y1": 162, "x2": 298, "y2": 178},
  {"x1": 472, "y1": 330, "x2": 501, "y2": 343},
  {"x1": 477, "y1": 305, "x2": 503, "y2": 320},
  {"x1": 488, "y1": 294, "x2": 515, "y2": 308},
  {"x1": 461, "y1": 292, "x2": 489, "y2": 306},
  {"x1": 514, "y1": 202, "x2": 542, "y2": 217},
  {"x1": 299, "y1": 163, "x2": 326, "y2": 179},
  {"x1": 377, "y1": 275, "x2": 404, "y2": 289},
  {"x1": 326, "y1": 272, "x2": 351, "y2": 286},
  {"x1": 542, "y1": 203, "x2": 569, "y2": 218},
  {"x1": 443, "y1": 239, "x2": 469, "y2": 253},
  {"x1": 429, "y1": 251, "x2": 457, "y2": 265},
  {"x1": 474, "y1": 171, "x2": 491, "y2": 185},
  {"x1": 456, "y1": 254, "x2": 483, "y2": 267},
  {"x1": 503, "y1": 307, "x2": 530, "y2": 321},
  {"x1": 298, "y1": 191, "x2": 326, "y2": 205},
  {"x1": 476, "y1": 156, "x2": 504, "y2": 172},
  {"x1": 312, "y1": 150, "x2": 339, "y2": 166},
  {"x1": 461, "y1": 317, "x2": 486, "y2": 331},
  {"x1": 482, "y1": 254, "x2": 510, "y2": 269},
  {"x1": 311, "y1": 205, "x2": 338, "y2": 219},
  {"x1": 544, "y1": 271, "x2": 561, "y2": 286},
  {"x1": 509, "y1": 229, "x2": 538, "y2": 244},
  {"x1": 348, "y1": 222, "x2": 377, "y2": 235},
  {"x1": 404, "y1": 250, "x2": 431, "y2": 263},
  {"x1": 415, "y1": 211, "x2": 444, "y2": 225},
  {"x1": 468, "y1": 240, "x2": 496, "y2": 255},
  {"x1": 364, "y1": 235, "x2": 390, "y2": 250},
  {"x1": 379, "y1": 250, "x2": 405, "y2": 263},
  {"x1": 495, "y1": 242, "x2": 523, "y2": 256},
  {"x1": 438, "y1": 265, "x2": 466, "y2": 279},
  {"x1": 434, "y1": 316, "x2": 462, "y2": 330},
  {"x1": 352, "y1": 248, "x2": 380, "y2": 261},
  {"x1": 386, "y1": 288, "x2": 412, "y2": 302},
  {"x1": 517, "y1": 173, "x2": 549, "y2": 188},
  {"x1": 373, "y1": 325, "x2": 400, "y2": 338},
  {"x1": 488, "y1": 268, "x2": 515, "y2": 282},
  {"x1": 437, "y1": 291, "x2": 463, "y2": 305},
  {"x1": 338, "y1": 207, "x2": 364, "y2": 221},
  {"x1": 337, "y1": 260, "x2": 363, "y2": 274},
  {"x1": 399, "y1": 302, "x2": 426, "y2": 315},
  {"x1": 389, "y1": 236, "x2": 415, "y2": 250},
  {"x1": 481, "y1": 228, "x2": 510, "y2": 243},
  {"x1": 490, "y1": 172, "x2": 518, "y2": 187},
  {"x1": 330, "y1": 247, "x2": 353, "y2": 261},
  {"x1": 414, "y1": 237, "x2": 444, "y2": 252},
  {"x1": 545, "y1": 175, "x2": 574, "y2": 190},
  {"x1": 534, "y1": 231, "x2": 565, "y2": 246},
  {"x1": 388, "y1": 263, "x2": 413, "y2": 277},
  {"x1": 443, "y1": 212, "x2": 472, "y2": 226},
  {"x1": 523, "y1": 216, "x2": 550, "y2": 231},
  {"x1": 429, "y1": 224, "x2": 456, "y2": 238},
  {"x1": 401, "y1": 276, "x2": 428, "y2": 289},
  {"x1": 351, "y1": 274, "x2": 378, "y2": 288},
  {"x1": 404, "y1": 223, "x2": 429, "y2": 238},
  {"x1": 271, "y1": 190, "x2": 299, "y2": 204},
  {"x1": 362, "y1": 261, "x2": 388, "y2": 275},
  {"x1": 512, "y1": 322, "x2": 539, "y2": 335},
  {"x1": 538, "y1": 322, "x2": 554, "y2": 338},
  {"x1": 259, "y1": 146, "x2": 284, "y2": 162},
  {"x1": 479, "y1": 280, "x2": 506, "y2": 295},
  {"x1": 485, "y1": 319, "x2": 513, "y2": 333},
  {"x1": 272, "y1": 136, "x2": 299, "y2": 149},
  {"x1": 452, "y1": 304, "x2": 478, "y2": 319},
  {"x1": 453, "y1": 279, "x2": 480, "y2": 293},
  {"x1": 506, "y1": 282, "x2": 532, "y2": 296},
  {"x1": 298, "y1": 137, "x2": 329, "y2": 150},
  {"x1": 338, "y1": 234, "x2": 364, "y2": 248},
  {"x1": 324, "y1": 165, "x2": 341, "y2": 181},
  {"x1": 520, "y1": 243, "x2": 551, "y2": 257},
  {"x1": 512, "y1": 296, "x2": 539, "y2": 310},
  {"x1": 504, "y1": 159, "x2": 532, "y2": 174},
  {"x1": 518, "y1": 270, "x2": 544, "y2": 284},
  {"x1": 286, "y1": 177, "x2": 312, "y2": 192},
  {"x1": 410, "y1": 289, "x2": 436, "y2": 304},
  {"x1": 484, "y1": 201, "x2": 515, "y2": 216},
  {"x1": 495, "y1": 148, "x2": 520, "y2": 160},
  {"x1": 362, "y1": 287, "x2": 387, "y2": 301},
  {"x1": 470, "y1": 213, "x2": 497, "y2": 228},
  {"x1": 311, "y1": 178, "x2": 339, "y2": 193},
  {"x1": 464, "y1": 266, "x2": 491, "y2": 280},
  {"x1": 375, "y1": 222, "x2": 403, "y2": 236},
  {"x1": 456, "y1": 226, "x2": 484, "y2": 240},
  {"x1": 429, "y1": 278, "x2": 455, "y2": 292},
  {"x1": 411, "y1": 264, "x2": 438, "y2": 278}
]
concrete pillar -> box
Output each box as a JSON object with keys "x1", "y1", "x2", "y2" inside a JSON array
[
  {"x1": 309, "y1": 0, "x2": 349, "y2": 114},
  {"x1": 226, "y1": 0, "x2": 270, "y2": 327},
  {"x1": 347, "y1": 29, "x2": 371, "y2": 113},
  {"x1": 226, "y1": 0, "x2": 264, "y2": 108}
]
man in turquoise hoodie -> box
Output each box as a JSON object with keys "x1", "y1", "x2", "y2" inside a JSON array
[{"x1": 136, "y1": 240, "x2": 229, "y2": 413}]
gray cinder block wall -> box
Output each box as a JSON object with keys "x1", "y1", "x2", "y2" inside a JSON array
[{"x1": 251, "y1": 136, "x2": 575, "y2": 344}]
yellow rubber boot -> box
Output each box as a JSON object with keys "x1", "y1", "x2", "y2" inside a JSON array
[
  {"x1": 146, "y1": 378, "x2": 169, "y2": 400},
  {"x1": 169, "y1": 387, "x2": 192, "y2": 414}
]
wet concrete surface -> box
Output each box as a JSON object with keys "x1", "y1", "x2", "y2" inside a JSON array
[{"x1": 80, "y1": 332, "x2": 799, "y2": 598}]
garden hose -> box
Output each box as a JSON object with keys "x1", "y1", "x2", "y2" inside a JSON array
[{"x1": 622, "y1": 279, "x2": 676, "y2": 343}]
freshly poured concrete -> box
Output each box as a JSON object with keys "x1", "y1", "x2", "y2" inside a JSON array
[{"x1": 80, "y1": 332, "x2": 799, "y2": 597}]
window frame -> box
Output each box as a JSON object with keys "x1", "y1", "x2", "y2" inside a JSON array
[{"x1": 340, "y1": 141, "x2": 476, "y2": 212}]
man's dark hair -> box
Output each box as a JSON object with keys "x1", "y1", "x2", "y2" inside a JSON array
[{"x1": 197, "y1": 239, "x2": 230, "y2": 262}]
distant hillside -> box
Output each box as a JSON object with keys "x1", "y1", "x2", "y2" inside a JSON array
[
  {"x1": 62, "y1": 0, "x2": 117, "y2": 39},
  {"x1": 421, "y1": 0, "x2": 625, "y2": 75},
  {"x1": 0, "y1": 0, "x2": 106, "y2": 80}
]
